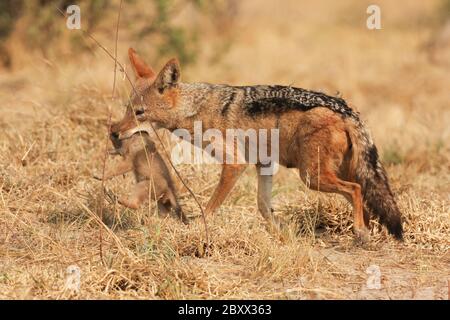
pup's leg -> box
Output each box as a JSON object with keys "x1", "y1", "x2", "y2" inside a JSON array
[
  {"x1": 166, "y1": 190, "x2": 188, "y2": 224},
  {"x1": 204, "y1": 164, "x2": 247, "y2": 216},
  {"x1": 157, "y1": 201, "x2": 170, "y2": 216},
  {"x1": 118, "y1": 181, "x2": 149, "y2": 210},
  {"x1": 93, "y1": 159, "x2": 132, "y2": 180}
]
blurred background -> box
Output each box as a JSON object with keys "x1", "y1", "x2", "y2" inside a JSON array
[{"x1": 1, "y1": 0, "x2": 449, "y2": 71}]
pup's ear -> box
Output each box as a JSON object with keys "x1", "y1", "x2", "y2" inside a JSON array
[
  {"x1": 128, "y1": 48, "x2": 156, "y2": 80},
  {"x1": 154, "y1": 58, "x2": 180, "y2": 93}
]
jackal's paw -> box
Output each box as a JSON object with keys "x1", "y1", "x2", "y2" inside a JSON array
[
  {"x1": 266, "y1": 216, "x2": 296, "y2": 242},
  {"x1": 354, "y1": 228, "x2": 370, "y2": 245},
  {"x1": 266, "y1": 216, "x2": 287, "y2": 233}
]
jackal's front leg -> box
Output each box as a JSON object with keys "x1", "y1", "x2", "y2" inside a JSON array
[
  {"x1": 204, "y1": 164, "x2": 247, "y2": 216},
  {"x1": 257, "y1": 166, "x2": 286, "y2": 234},
  {"x1": 93, "y1": 159, "x2": 133, "y2": 180},
  {"x1": 256, "y1": 166, "x2": 273, "y2": 220}
]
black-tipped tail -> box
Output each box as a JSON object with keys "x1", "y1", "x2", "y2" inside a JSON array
[
  {"x1": 362, "y1": 171, "x2": 404, "y2": 240},
  {"x1": 356, "y1": 144, "x2": 404, "y2": 240}
]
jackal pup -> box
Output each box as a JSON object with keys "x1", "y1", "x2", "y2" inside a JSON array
[{"x1": 95, "y1": 129, "x2": 188, "y2": 224}]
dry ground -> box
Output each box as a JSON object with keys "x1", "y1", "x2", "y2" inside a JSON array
[{"x1": 0, "y1": 0, "x2": 449, "y2": 299}]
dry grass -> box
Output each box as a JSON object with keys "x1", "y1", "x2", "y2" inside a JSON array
[{"x1": 0, "y1": 0, "x2": 449, "y2": 299}]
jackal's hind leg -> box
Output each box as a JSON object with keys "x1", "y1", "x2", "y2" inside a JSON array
[{"x1": 301, "y1": 169, "x2": 369, "y2": 243}]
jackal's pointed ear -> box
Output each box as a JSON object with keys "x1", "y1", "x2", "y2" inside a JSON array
[
  {"x1": 155, "y1": 58, "x2": 180, "y2": 93},
  {"x1": 128, "y1": 48, "x2": 156, "y2": 80}
]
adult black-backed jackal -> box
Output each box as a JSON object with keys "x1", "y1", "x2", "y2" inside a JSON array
[{"x1": 110, "y1": 48, "x2": 403, "y2": 242}]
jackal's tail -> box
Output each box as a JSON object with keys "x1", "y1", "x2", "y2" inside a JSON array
[{"x1": 348, "y1": 122, "x2": 404, "y2": 240}]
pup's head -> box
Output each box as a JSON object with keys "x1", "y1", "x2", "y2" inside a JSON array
[
  {"x1": 109, "y1": 129, "x2": 152, "y2": 157},
  {"x1": 110, "y1": 48, "x2": 182, "y2": 139}
]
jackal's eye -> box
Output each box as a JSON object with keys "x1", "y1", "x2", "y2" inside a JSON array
[{"x1": 135, "y1": 108, "x2": 145, "y2": 116}]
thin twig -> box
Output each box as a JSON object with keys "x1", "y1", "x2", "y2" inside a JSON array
[
  {"x1": 315, "y1": 146, "x2": 320, "y2": 240},
  {"x1": 56, "y1": 7, "x2": 136, "y2": 95},
  {"x1": 98, "y1": 0, "x2": 122, "y2": 264},
  {"x1": 112, "y1": 0, "x2": 123, "y2": 99},
  {"x1": 55, "y1": 5, "x2": 210, "y2": 248},
  {"x1": 98, "y1": 106, "x2": 112, "y2": 265},
  {"x1": 99, "y1": 0, "x2": 123, "y2": 264}
]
